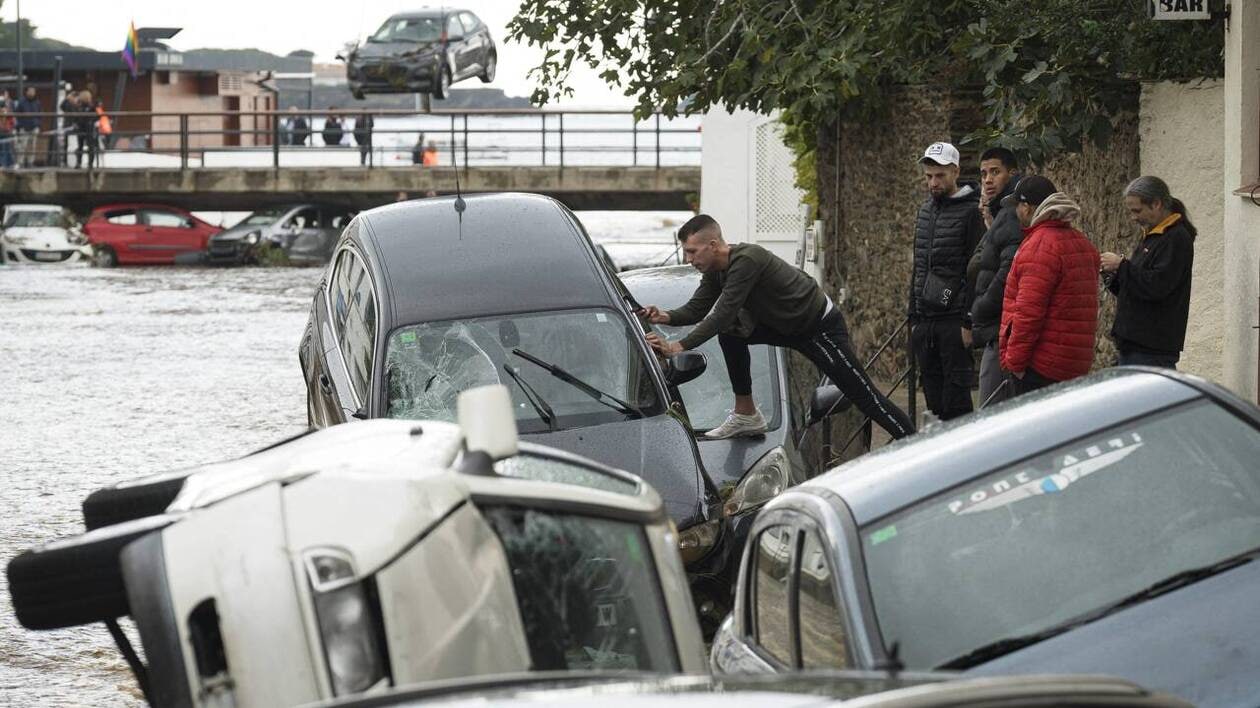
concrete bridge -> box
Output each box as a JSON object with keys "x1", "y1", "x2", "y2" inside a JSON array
[
  {"x1": 0, "y1": 165, "x2": 701, "y2": 212},
  {"x1": 0, "y1": 108, "x2": 702, "y2": 212}
]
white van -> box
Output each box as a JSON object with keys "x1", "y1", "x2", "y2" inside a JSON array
[{"x1": 8, "y1": 386, "x2": 705, "y2": 707}]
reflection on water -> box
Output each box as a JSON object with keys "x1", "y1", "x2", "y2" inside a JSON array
[{"x1": 0, "y1": 211, "x2": 681, "y2": 704}]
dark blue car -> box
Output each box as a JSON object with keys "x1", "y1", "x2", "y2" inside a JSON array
[{"x1": 713, "y1": 368, "x2": 1260, "y2": 708}]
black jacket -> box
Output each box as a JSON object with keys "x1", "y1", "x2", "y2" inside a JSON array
[
  {"x1": 353, "y1": 115, "x2": 373, "y2": 145},
  {"x1": 910, "y1": 182, "x2": 985, "y2": 323},
  {"x1": 322, "y1": 118, "x2": 344, "y2": 146},
  {"x1": 1107, "y1": 215, "x2": 1196, "y2": 353},
  {"x1": 967, "y1": 177, "x2": 1023, "y2": 346}
]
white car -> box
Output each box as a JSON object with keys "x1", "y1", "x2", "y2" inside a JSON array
[
  {"x1": 1, "y1": 204, "x2": 90, "y2": 264},
  {"x1": 7, "y1": 386, "x2": 705, "y2": 707}
]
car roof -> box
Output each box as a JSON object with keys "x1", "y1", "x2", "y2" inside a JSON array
[
  {"x1": 620, "y1": 264, "x2": 701, "y2": 306},
  {"x1": 90, "y1": 203, "x2": 191, "y2": 213},
  {"x1": 355, "y1": 193, "x2": 618, "y2": 328},
  {"x1": 799, "y1": 368, "x2": 1208, "y2": 526},
  {"x1": 388, "y1": 7, "x2": 467, "y2": 19},
  {"x1": 5, "y1": 204, "x2": 63, "y2": 212}
]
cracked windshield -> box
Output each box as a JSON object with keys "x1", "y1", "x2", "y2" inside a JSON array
[
  {"x1": 385, "y1": 308, "x2": 661, "y2": 431},
  {"x1": 863, "y1": 401, "x2": 1260, "y2": 669}
]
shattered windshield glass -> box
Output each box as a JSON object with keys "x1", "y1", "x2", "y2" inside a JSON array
[
  {"x1": 4, "y1": 210, "x2": 67, "y2": 228},
  {"x1": 655, "y1": 323, "x2": 778, "y2": 432},
  {"x1": 483, "y1": 506, "x2": 678, "y2": 672},
  {"x1": 862, "y1": 401, "x2": 1260, "y2": 668},
  {"x1": 384, "y1": 309, "x2": 663, "y2": 433}
]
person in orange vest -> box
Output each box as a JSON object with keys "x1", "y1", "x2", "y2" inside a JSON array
[
  {"x1": 421, "y1": 140, "x2": 439, "y2": 166},
  {"x1": 95, "y1": 102, "x2": 113, "y2": 151}
]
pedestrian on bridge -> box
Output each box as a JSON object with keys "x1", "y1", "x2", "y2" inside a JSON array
[
  {"x1": 15, "y1": 87, "x2": 42, "y2": 169},
  {"x1": 72, "y1": 90, "x2": 98, "y2": 170},
  {"x1": 640, "y1": 214, "x2": 915, "y2": 440},
  {"x1": 322, "y1": 110, "x2": 345, "y2": 147},
  {"x1": 354, "y1": 113, "x2": 374, "y2": 166}
]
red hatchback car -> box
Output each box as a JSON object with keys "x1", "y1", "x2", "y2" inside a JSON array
[{"x1": 84, "y1": 204, "x2": 221, "y2": 266}]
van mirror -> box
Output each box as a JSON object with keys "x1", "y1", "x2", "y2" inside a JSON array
[
  {"x1": 665, "y1": 350, "x2": 707, "y2": 386},
  {"x1": 809, "y1": 384, "x2": 849, "y2": 424}
]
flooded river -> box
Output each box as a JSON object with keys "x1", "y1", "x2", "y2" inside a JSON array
[{"x1": 0, "y1": 211, "x2": 683, "y2": 705}]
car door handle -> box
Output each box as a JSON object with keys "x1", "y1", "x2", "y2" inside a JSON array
[{"x1": 318, "y1": 373, "x2": 333, "y2": 395}]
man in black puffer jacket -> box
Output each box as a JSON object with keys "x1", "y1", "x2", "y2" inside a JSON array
[
  {"x1": 910, "y1": 142, "x2": 985, "y2": 421},
  {"x1": 967, "y1": 147, "x2": 1021, "y2": 405}
]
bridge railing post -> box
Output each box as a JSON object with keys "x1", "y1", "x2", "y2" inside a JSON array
[
  {"x1": 540, "y1": 114, "x2": 546, "y2": 167},
  {"x1": 654, "y1": 113, "x2": 661, "y2": 170},
  {"x1": 632, "y1": 114, "x2": 638, "y2": 166},
  {"x1": 463, "y1": 114, "x2": 469, "y2": 170},
  {"x1": 449, "y1": 115, "x2": 456, "y2": 168},
  {"x1": 272, "y1": 111, "x2": 280, "y2": 169},
  {"x1": 179, "y1": 114, "x2": 189, "y2": 170},
  {"x1": 559, "y1": 113, "x2": 564, "y2": 169}
]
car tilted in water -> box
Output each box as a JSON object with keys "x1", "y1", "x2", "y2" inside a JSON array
[
  {"x1": 711, "y1": 368, "x2": 1260, "y2": 708},
  {"x1": 298, "y1": 193, "x2": 735, "y2": 632},
  {"x1": 7, "y1": 386, "x2": 705, "y2": 707},
  {"x1": 0, "y1": 204, "x2": 90, "y2": 264},
  {"x1": 207, "y1": 204, "x2": 357, "y2": 266}
]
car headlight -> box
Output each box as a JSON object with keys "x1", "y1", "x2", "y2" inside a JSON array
[
  {"x1": 723, "y1": 447, "x2": 790, "y2": 517},
  {"x1": 304, "y1": 549, "x2": 388, "y2": 696},
  {"x1": 677, "y1": 519, "x2": 721, "y2": 564},
  {"x1": 245, "y1": 231, "x2": 260, "y2": 245},
  {"x1": 4, "y1": 234, "x2": 29, "y2": 245}
]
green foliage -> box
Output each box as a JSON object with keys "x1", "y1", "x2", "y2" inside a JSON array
[
  {"x1": 509, "y1": 0, "x2": 1223, "y2": 166},
  {"x1": 0, "y1": 17, "x2": 87, "y2": 51}
]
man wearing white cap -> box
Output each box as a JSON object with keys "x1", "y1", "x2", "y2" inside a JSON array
[{"x1": 909, "y1": 142, "x2": 985, "y2": 421}]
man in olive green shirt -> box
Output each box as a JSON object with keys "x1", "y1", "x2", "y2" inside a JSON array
[{"x1": 642, "y1": 214, "x2": 914, "y2": 440}]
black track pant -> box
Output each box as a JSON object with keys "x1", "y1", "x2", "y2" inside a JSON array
[
  {"x1": 718, "y1": 309, "x2": 915, "y2": 439},
  {"x1": 911, "y1": 317, "x2": 974, "y2": 420}
]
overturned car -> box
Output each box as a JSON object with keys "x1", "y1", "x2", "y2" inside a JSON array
[{"x1": 7, "y1": 386, "x2": 706, "y2": 707}]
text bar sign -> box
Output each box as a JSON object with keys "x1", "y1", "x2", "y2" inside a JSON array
[{"x1": 1150, "y1": 0, "x2": 1211, "y2": 20}]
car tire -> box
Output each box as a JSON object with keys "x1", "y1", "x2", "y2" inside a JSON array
[
  {"x1": 82, "y1": 475, "x2": 188, "y2": 531},
  {"x1": 433, "y1": 65, "x2": 452, "y2": 100},
  {"x1": 92, "y1": 245, "x2": 117, "y2": 267},
  {"x1": 7, "y1": 516, "x2": 173, "y2": 630},
  {"x1": 480, "y1": 52, "x2": 497, "y2": 83}
]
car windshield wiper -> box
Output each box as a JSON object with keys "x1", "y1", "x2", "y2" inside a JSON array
[
  {"x1": 511, "y1": 348, "x2": 643, "y2": 419},
  {"x1": 501, "y1": 364, "x2": 557, "y2": 432},
  {"x1": 939, "y1": 546, "x2": 1260, "y2": 670}
]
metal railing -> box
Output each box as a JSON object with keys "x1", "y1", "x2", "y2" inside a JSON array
[
  {"x1": 819, "y1": 317, "x2": 919, "y2": 465},
  {"x1": 0, "y1": 109, "x2": 702, "y2": 172}
]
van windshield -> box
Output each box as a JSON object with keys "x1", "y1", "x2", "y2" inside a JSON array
[
  {"x1": 369, "y1": 17, "x2": 442, "y2": 43},
  {"x1": 384, "y1": 308, "x2": 664, "y2": 433},
  {"x1": 4, "y1": 210, "x2": 67, "y2": 228}
]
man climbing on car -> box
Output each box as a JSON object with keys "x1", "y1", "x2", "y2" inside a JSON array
[{"x1": 640, "y1": 214, "x2": 914, "y2": 440}]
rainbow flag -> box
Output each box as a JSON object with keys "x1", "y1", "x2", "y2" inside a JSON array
[{"x1": 122, "y1": 22, "x2": 139, "y2": 77}]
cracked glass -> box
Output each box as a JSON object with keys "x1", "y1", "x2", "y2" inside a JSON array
[
  {"x1": 384, "y1": 308, "x2": 663, "y2": 432},
  {"x1": 483, "y1": 506, "x2": 678, "y2": 672}
]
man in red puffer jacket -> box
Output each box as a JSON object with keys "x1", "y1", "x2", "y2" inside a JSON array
[{"x1": 998, "y1": 175, "x2": 1100, "y2": 398}]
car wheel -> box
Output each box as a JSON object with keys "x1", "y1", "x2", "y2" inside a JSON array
[
  {"x1": 433, "y1": 65, "x2": 452, "y2": 100},
  {"x1": 82, "y1": 475, "x2": 189, "y2": 531},
  {"x1": 7, "y1": 516, "x2": 174, "y2": 630},
  {"x1": 92, "y1": 245, "x2": 117, "y2": 267},
  {"x1": 480, "y1": 52, "x2": 497, "y2": 83}
]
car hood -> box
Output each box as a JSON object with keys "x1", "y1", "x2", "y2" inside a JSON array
[
  {"x1": 696, "y1": 432, "x2": 786, "y2": 491},
  {"x1": 965, "y1": 558, "x2": 1260, "y2": 708},
  {"x1": 525, "y1": 414, "x2": 712, "y2": 529},
  {"x1": 3, "y1": 227, "x2": 75, "y2": 245},
  {"x1": 354, "y1": 41, "x2": 441, "y2": 60},
  {"x1": 210, "y1": 223, "x2": 272, "y2": 243}
]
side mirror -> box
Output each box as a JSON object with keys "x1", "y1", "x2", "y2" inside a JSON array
[
  {"x1": 350, "y1": 407, "x2": 369, "y2": 420},
  {"x1": 665, "y1": 350, "x2": 707, "y2": 386},
  {"x1": 809, "y1": 384, "x2": 850, "y2": 425}
]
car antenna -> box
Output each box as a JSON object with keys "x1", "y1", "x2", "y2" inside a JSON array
[{"x1": 873, "y1": 641, "x2": 904, "y2": 677}]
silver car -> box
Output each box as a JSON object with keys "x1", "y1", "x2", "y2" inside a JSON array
[{"x1": 208, "y1": 204, "x2": 356, "y2": 266}]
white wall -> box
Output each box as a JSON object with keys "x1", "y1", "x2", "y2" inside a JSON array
[
  {"x1": 700, "y1": 108, "x2": 809, "y2": 270},
  {"x1": 1140, "y1": 80, "x2": 1225, "y2": 383},
  {"x1": 1222, "y1": 0, "x2": 1260, "y2": 401}
]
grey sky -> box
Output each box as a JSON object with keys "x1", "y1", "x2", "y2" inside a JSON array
[{"x1": 15, "y1": 0, "x2": 632, "y2": 107}]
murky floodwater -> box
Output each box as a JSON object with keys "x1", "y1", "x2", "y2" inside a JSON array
[{"x1": 0, "y1": 211, "x2": 683, "y2": 706}]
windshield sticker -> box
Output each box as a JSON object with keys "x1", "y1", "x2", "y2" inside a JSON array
[
  {"x1": 948, "y1": 433, "x2": 1144, "y2": 516},
  {"x1": 399, "y1": 331, "x2": 417, "y2": 345},
  {"x1": 869, "y1": 524, "x2": 898, "y2": 546}
]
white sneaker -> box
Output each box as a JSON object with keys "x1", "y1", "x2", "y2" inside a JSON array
[{"x1": 704, "y1": 410, "x2": 768, "y2": 439}]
